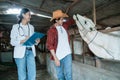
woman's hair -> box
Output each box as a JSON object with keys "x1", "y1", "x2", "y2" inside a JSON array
[{"x1": 18, "y1": 8, "x2": 30, "y2": 24}]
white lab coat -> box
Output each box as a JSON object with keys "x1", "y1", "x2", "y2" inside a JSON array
[{"x1": 10, "y1": 23, "x2": 36, "y2": 58}]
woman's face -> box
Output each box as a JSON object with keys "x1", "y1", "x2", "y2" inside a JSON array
[{"x1": 23, "y1": 11, "x2": 31, "y2": 22}]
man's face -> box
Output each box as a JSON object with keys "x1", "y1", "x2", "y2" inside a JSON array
[{"x1": 57, "y1": 17, "x2": 64, "y2": 25}]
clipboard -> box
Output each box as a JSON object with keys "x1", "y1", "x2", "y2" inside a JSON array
[{"x1": 23, "y1": 32, "x2": 45, "y2": 46}]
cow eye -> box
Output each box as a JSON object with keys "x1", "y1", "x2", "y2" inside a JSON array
[
  {"x1": 90, "y1": 27, "x2": 93, "y2": 31},
  {"x1": 85, "y1": 21, "x2": 87, "y2": 24}
]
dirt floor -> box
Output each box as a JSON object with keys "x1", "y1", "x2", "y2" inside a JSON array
[{"x1": 0, "y1": 62, "x2": 52, "y2": 80}]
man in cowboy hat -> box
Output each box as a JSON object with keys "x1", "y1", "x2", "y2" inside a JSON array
[{"x1": 46, "y1": 10, "x2": 75, "y2": 80}]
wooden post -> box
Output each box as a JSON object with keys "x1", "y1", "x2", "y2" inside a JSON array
[
  {"x1": 94, "y1": 57, "x2": 101, "y2": 68},
  {"x1": 71, "y1": 35, "x2": 75, "y2": 60},
  {"x1": 93, "y1": 0, "x2": 96, "y2": 25},
  {"x1": 82, "y1": 39, "x2": 85, "y2": 63},
  {"x1": 92, "y1": 0, "x2": 102, "y2": 68}
]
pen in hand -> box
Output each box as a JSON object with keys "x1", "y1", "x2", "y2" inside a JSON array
[
  {"x1": 35, "y1": 38, "x2": 40, "y2": 45},
  {"x1": 20, "y1": 36, "x2": 29, "y2": 44}
]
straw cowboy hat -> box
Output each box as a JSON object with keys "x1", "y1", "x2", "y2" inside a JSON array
[{"x1": 50, "y1": 10, "x2": 68, "y2": 21}]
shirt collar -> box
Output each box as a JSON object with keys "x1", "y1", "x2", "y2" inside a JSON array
[{"x1": 20, "y1": 23, "x2": 29, "y2": 27}]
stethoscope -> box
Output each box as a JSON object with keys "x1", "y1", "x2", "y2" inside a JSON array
[{"x1": 18, "y1": 24, "x2": 30, "y2": 36}]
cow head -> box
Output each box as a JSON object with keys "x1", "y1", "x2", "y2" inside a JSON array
[{"x1": 73, "y1": 14, "x2": 96, "y2": 32}]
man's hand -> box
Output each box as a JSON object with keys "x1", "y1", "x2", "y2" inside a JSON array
[
  {"x1": 54, "y1": 57, "x2": 60, "y2": 66},
  {"x1": 50, "y1": 49, "x2": 60, "y2": 66}
]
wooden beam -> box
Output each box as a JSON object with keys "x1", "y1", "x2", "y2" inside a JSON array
[
  {"x1": 39, "y1": 0, "x2": 46, "y2": 8},
  {"x1": 70, "y1": 26, "x2": 120, "y2": 35},
  {"x1": 0, "y1": 22, "x2": 14, "y2": 25},
  {"x1": 63, "y1": 0, "x2": 74, "y2": 2},
  {"x1": 65, "y1": 0, "x2": 80, "y2": 14},
  {"x1": 85, "y1": 0, "x2": 119, "y2": 16},
  {"x1": 97, "y1": 13, "x2": 120, "y2": 22},
  {"x1": 99, "y1": 27, "x2": 120, "y2": 33},
  {"x1": 111, "y1": 24, "x2": 120, "y2": 28}
]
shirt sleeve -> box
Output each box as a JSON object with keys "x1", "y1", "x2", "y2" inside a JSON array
[
  {"x1": 10, "y1": 24, "x2": 25, "y2": 46},
  {"x1": 46, "y1": 28, "x2": 55, "y2": 51},
  {"x1": 64, "y1": 18, "x2": 75, "y2": 30}
]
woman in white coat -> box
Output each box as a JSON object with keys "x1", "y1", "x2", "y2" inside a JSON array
[{"x1": 10, "y1": 8, "x2": 40, "y2": 80}]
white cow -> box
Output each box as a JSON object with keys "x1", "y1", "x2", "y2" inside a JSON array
[{"x1": 73, "y1": 14, "x2": 120, "y2": 61}]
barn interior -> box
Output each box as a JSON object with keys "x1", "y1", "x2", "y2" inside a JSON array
[{"x1": 0, "y1": 0, "x2": 120, "y2": 80}]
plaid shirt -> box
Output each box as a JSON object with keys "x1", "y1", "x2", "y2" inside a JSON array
[{"x1": 46, "y1": 19, "x2": 75, "y2": 60}]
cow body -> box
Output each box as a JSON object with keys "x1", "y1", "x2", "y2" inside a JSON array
[{"x1": 73, "y1": 14, "x2": 120, "y2": 60}]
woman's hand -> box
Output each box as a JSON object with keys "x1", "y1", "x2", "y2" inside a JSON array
[
  {"x1": 35, "y1": 38, "x2": 40, "y2": 45},
  {"x1": 20, "y1": 36, "x2": 29, "y2": 44}
]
